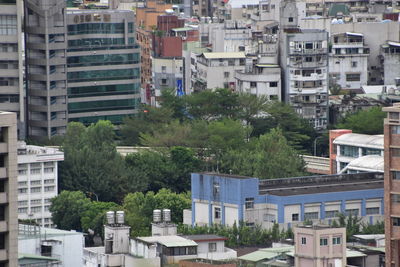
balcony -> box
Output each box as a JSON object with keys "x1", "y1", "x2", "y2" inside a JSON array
[{"x1": 290, "y1": 48, "x2": 328, "y2": 55}]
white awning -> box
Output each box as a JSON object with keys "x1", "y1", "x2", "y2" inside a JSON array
[
  {"x1": 388, "y1": 41, "x2": 400, "y2": 47},
  {"x1": 346, "y1": 32, "x2": 363, "y2": 37}
]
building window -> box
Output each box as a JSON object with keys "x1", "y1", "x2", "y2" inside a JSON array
[
  {"x1": 393, "y1": 217, "x2": 400, "y2": 226},
  {"x1": 292, "y1": 213, "x2": 299, "y2": 221},
  {"x1": 392, "y1": 125, "x2": 400, "y2": 134},
  {"x1": 214, "y1": 207, "x2": 221, "y2": 219},
  {"x1": 392, "y1": 171, "x2": 400, "y2": 180},
  {"x1": 31, "y1": 180, "x2": 41, "y2": 186},
  {"x1": 320, "y1": 238, "x2": 328, "y2": 246},
  {"x1": 393, "y1": 149, "x2": 400, "y2": 157},
  {"x1": 264, "y1": 214, "x2": 276, "y2": 222},
  {"x1": 366, "y1": 207, "x2": 379, "y2": 215},
  {"x1": 362, "y1": 148, "x2": 381, "y2": 156},
  {"x1": 288, "y1": 17, "x2": 293, "y2": 22},
  {"x1": 270, "y1": 82, "x2": 278, "y2": 87},
  {"x1": 301, "y1": 237, "x2": 307, "y2": 244},
  {"x1": 305, "y1": 43, "x2": 313, "y2": 49},
  {"x1": 392, "y1": 194, "x2": 400, "y2": 203},
  {"x1": 209, "y1": 242, "x2": 217, "y2": 252},
  {"x1": 161, "y1": 78, "x2": 167, "y2": 85},
  {"x1": 325, "y1": 210, "x2": 339, "y2": 218},
  {"x1": 304, "y1": 212, "x2": 319, "y2": 220},
  {"x1": 340, "y1": 145, "x2": 358, "y2": 157},
  {"x1": 213, "y1": 182, "x2": 220, "y2": 195},
  {"x1": 345, "y1": 209, "x2": 359, "y2": 216},
  {"x1": 332, "y1": 237, "x2": 341, "y2": 245},
  {"x1": 224, "y1": 72, "x2": 230, "y2": 78},
  {"x1": 245, "y1": 198, "x2": 254, "y2": 209},
  {"x1": 228, "y1": 59, "x2": 235, "y2": 66},
  {"x1": 250, "y1": 82, "x2": 257, "y2": 88},
  {"x1": 161, "y1": 66, "x2": 166, "y2": 73},
  {"x1": 31, "y1": 187, "x2": 41, "y2": 193},
  {"x1": 18, "y1": 208, "x2": 27, "y2": 214},
  {"x1": 351, "y1": 62, "x2": 357, "y2": 68},
  {"x1": 44, "y1": 186, "x2": 55, "y2": 192},
  {"x1": 346, "y1": 73, "x2": 361, "y2": 82},
  {"x1": 305, "y1": 57, "x2": 312, "y2": 62},
  {"x1": 18, "y1": 188, "x2": 27, "y2": 194},
  {"x1": 390, "y1": 112, "x2": 399, "y2": 120},
  {"x1": 31, "y1": 206, "x2": 42, "y2": 213}
]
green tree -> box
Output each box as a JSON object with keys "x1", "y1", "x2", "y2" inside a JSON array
[
  {"x1": 124, "y1": 146, "x2": 201, "y2": 192},
  {"x1": 123, "y1": 189, "x2": 191, "y2": 237},
  {"x1": 249, "y1": 102, "x2": 316, "y2": 153},
  {"x1": 336, "y1": 106, "x2": 385, "y2": 134},
  {"x1": 221, "y1": 128, "x2": 305, "y2": 179},
  {"x1": 49, "y1": 191, "x2": 91, "y2": 231},
  {"x1": 81, "y1": 201, "x2": 120, "y2": 241},
  {"x1": 120, "y1": 105, "x2": 174, "y2": 145},
  {"x1": 60, "y1": 121, "x2": 147, "y2": 202}
]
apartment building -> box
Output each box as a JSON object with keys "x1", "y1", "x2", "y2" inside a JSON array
[
  {"x1": 66, "y1": 9, "x2": 141, "y2": 125},
  {"x1": 193, "y1": 52, "x2": 246, "y2": 91},
  {"x1": 191, "y1": 172, "x2": 384, "y2": 230},
  {"x1": 294, "y1": 225, "x2": 346, "y2": 267},
  {"x1": 280, "y1": 0, "x2": 329, "y2": 130},
  {"x1": 0, "y1": 111, "x2": 18, "y2": 267},
  {"x1": 280, "y1": 29, "x2": 329, "y2": 129},
  {"x1": 383, "y1": 103, "x2": 400, "y2": 267},
  {"x1": 381, "y1": 41, "x2": 400, "y2": 86},
  {"x1": 16, "y1": 142, "x2": 64, "y2": 228},
  {"x1": 0, "y1": 0, "x2": 24, "y2": 139},
  {"x1": 24, "y1": 0, "x2": 68, "y2": 139},
  {"x1": 329, "y1": 32, "x2": 369, "y2": 91}
]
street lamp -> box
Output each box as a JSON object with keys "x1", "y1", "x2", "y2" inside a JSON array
[
  {"x1": 313, "y1": 136, "x2": 323, "y2": 156},
  {"x1": 86, "y1": 191, "x2": 99, "y2": 202}
]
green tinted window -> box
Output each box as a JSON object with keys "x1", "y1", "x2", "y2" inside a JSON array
[
  {"x1": 67, "y1": 68, "x2": 139, "y2": 82},
  {"x1": 68, "y1": 23, "x2": 125, "y2": 35},
  {"x1": 68, "y1": 98, "x2": 139, "y2": 113},
  {"x1": 67, "y1": 53, "x2": 139, "y2": 67},
  {"x1": 68, "y1": 83, "x2": 140, "y2": 97}
]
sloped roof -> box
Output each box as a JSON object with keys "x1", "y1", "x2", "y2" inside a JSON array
[{"x1": 333, "y1": 133, "x2": 383, "y2": 149}]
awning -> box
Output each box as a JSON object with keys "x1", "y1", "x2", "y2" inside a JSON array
[
  {"x1": 346, "y1": 32, "x2": 363, "y2": 37},
  {"x1": 388, "y1": 41, "x2": 400, "y2": 47}
]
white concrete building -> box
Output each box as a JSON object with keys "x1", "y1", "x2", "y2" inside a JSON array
[
  {"x1": 182, "y1": 235, "x2": 237, "y2": 260},
  {"x1": 18, "y1": 223, "x2": 84, "y2": 267},
  {"x1": 381, "y1": 41, "x2": 400, "y2": 85},
  {"x1": 17, "y1": 142, "x2": 64, "y2": 228},
  {"x1": 329, "y1": 32, "x2": 369, "y2": 91},
  {"x1": 193, "y1": 52, "x2": 246, "y2": 91},
  {"x1": 235, "y1": 64, "x2": 281, "y2": 99},
  {"x1": 332, "y1": 133, "x2": 383, "y2": 173},
  {"x1": 199, "y1": 21, "x2": 252, "y2": 53}
]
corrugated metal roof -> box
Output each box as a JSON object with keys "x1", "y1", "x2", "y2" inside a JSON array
[
  {"x1": 202, "y1": 52, "x2": 246, "y2": 59},
  {"x1": 333, "y1": 133, "x2": 383, "y2": 149},
  {"x1": 347, "y1": 249, "x2": 367, "y2": 258},
  {"x1": 137, "y1": 235, "x2": 198, "y2": 247},
  {"x1": 346, "y1": 155, "x2": 384, "y2": 172},
  {"x1": 239, "y1": 246, "x2": 294, "y2": 262}
]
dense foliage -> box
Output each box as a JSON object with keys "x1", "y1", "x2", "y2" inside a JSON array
[{"x1": 336, "y1": 106, "x2": 385, "y2": 135}]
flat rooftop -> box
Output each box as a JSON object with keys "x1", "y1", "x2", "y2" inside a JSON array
[
  {"x1": 181, "y1": 234, "x2": 228, "y2": 242},
  {"x1": 259, "y1": 172, "x2": 383, "y2": 196}
]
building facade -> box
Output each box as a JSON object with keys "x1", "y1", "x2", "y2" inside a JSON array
[
  {"x1": 0, "y1": 0, "x2": 24, "y2": 139},
  {"x1": 24, "y1": 0, "x2": 68, "y2": 139},
  {"x1": 381, "y1": 41, "x2": 400, "y2": 86},
  {"x1": 383, "y1": 103, "x2": 400, "y2": 267},
  {"x1": 193, "y1": 52, "x2": 246, "y2": 91},
  {"x1": 0, "y1": 111, "x2": 18, "y2": 267},
  {"x1": 16, "y1": 142, "x2": 64, "y2": 228},
  {"x1": 191, "y1": 172, "x2": 384, "y2": 230},
  {"x1": 294, "y1": 226, "x2": 346, "y2": 267},
  {"x1": 66, "y1": 9, "x2": 141, "y2": 125},
  {"x1": 329, "y1": 32, "x2": 369, "y2": 91}
]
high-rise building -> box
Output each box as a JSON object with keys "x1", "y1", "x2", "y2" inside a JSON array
[
  {"x1": 24, "y1": 0, "x2": 68, "y2": 139},
  {"x1": 383, "y1": 103, "x2": 400, "y2": 267},
  {"x1": 0, "y1": 0, "x2": 25, "y2": 139},
  {"x1": 279, "y1": 0, "x2": 329, "y2": 130},
  {"x1": 0, "y1": 111, "x2": 19, "y2": 267},
  {"x1": 66, "y1": 9, "x2": 141, "y2": 125}
]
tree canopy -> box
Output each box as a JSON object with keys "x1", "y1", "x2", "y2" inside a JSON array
[{"x1": 336, "y1": 106, "x2": 385, "y2": 135}]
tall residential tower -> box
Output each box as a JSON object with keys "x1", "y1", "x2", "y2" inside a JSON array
[{"x1": 0, "y1": 0, "x2": 25, "y2": 138}]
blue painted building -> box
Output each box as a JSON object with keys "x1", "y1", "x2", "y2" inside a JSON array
[{"x1": 191, "y1": 172, "x2": 384, "y2": 229}]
